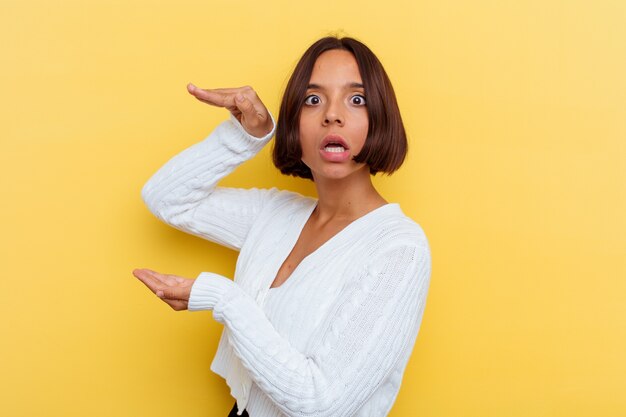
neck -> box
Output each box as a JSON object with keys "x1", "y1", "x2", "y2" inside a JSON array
[{"x1": 311, "y1": 169, "x2": 387, "y2": 222}]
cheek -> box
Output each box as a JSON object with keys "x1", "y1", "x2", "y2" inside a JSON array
[
  {"x1": 299, "y1": 113, "x2": 313, "y2": 134},
  {"x1": 297, "y1": 130, "x2": 312, "y2": 162},
  {"x1": 352, "y1": 118, "x2": 369, "y2": 152},
  {"x1": 298, "y1": 119, "x2": 317, "y2": 150}
]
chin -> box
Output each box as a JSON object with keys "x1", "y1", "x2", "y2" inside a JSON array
[{"x1": 312, "y1": 164, "x2": 368, "y2": 181}]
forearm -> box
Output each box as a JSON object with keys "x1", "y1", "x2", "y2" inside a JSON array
[
  {"x1": 188, "y1": 243, "x2": 431, "y2": 417},
  {"x1": 141, "y1": 115, "x2": 274, "y2": 222},
  {"x1": 140, "y1": 114, "x2": 276, "y2": 249}
]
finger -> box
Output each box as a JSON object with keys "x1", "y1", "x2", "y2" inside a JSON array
[
  {"x1": 142, "y1": 269, "x2": 186, "y2": 287},
  {"x1": 234, "y1": 94, "x2": 259, "y2": 120},
  {"x1": 133, "y1": 269, "x2": 162, "y2": 294},
  {"x1": 187, "y1": 83, "x2": 243, "y2": 95},
  {"x1": 187, "y1": 84, "x2": 265, "y2": 115},
  {"x1": 187, "y1": 84, "x2": 240, "y2": 108},
  {"x1": 168, "y1": 275, "x2": 187, "y2": 284},
  {"x1": 187, "y1": 84, "x2": 227, "y2": 105},
  {"x1": 152, "y1": 272, "x2": 179, "y2": 286},
  {"x1": 157, "y1": 285, "x2": 189, "y2": 301},
  {"x1": 161, "y1": 298, "x2": 188, "y2": 311},
  {"x1": 187, "y1": 84, "x2": 270, "y2": 136},
  {"x1": 135, "y1": 268, "x2": 169, "y2": 286},
  {"x1": 236, "y1": 96, "x2": 273, "y2": 138},
  {"x1": 192, "y1": 90, "x2": 233, "y2": 108},
  {"x1": 164, "y1": 274, "x2": 193, "y2": 287}
]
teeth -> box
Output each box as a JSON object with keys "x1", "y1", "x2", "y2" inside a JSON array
[{"x1": 324, "y1": 146, "x2": 345, "y2": 152}]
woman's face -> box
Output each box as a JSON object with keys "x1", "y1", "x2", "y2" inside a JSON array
[{"x1": 298, "y1": 49, "x2": 369, "y2": 181}]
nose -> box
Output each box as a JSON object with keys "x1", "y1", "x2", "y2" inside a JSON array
[{"x1": 322, "y1": 99, "x2": 344, "y2": 126}]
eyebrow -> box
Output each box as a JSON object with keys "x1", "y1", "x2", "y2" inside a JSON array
[{"x1": 307, "y1": 82, "x2": 364, "y2": 89}]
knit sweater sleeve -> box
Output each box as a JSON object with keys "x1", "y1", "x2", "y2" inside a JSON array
[
  {"x1": 189, "y1": 240, "x2": 431, "y2": 416},
  {"x1": 140, "y1": 114, "x2": 276, "y2": 251}
]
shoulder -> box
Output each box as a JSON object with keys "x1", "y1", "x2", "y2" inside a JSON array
[
  {"x1": 364, "y1": 204, "x2": 429, "y2": 250},
  {"x1": 262, "y1": 187, "x2": 316, "y2": 209},
  {"x1": 357, "y1": 204, "x2": 431, "y2": 275},
  {"x1": 246, "y1": 187, "x2": 317, "y2": 218}
]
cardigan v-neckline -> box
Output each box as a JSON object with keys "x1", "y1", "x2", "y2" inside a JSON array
[{"x1": 267, "y1": 202, "x2": 399, "y2": 292}]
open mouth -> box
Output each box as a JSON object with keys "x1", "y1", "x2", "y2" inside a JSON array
[
  {"x1": 319, "y1": 136, "x2": 351, "y2": 162},
  {"x1": 321, "y1": 135, "x2": 349, "y2": 153},
  {"x1": 323, "y1": 142, "x2": 347, "y2": 153}
]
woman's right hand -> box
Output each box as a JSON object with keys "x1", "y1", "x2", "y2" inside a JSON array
[{"x1": 187, "y1": 83, "x2": 273, "y2": 138}]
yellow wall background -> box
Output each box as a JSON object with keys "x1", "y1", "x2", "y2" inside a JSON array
[{"x1": 1, "y1": 0, "x2": 624, "y2": 416}]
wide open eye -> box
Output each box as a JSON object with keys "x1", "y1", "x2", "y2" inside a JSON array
[
  {"x1": 304, "y1": 95, "x2": 321, "y2": 105},
  {"x1": 350, "y1": 94, "x2": 367, "y2": 106}
]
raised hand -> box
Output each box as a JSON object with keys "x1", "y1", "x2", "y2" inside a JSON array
[
  {"x1": 187, "y1": 83, "x2": 273, "y2": 138},
  {"x1": 132, "y1": 268, "x2": 195, "y2": 311}
]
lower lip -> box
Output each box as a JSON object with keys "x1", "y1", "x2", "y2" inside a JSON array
[{"x1": 319, "y1": 148, "x2": 352, "y2": 162}]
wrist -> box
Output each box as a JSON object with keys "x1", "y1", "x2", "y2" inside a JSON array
[
  {"x1": 188, "y1": 272, "x2": 235, "y2": 311},
  {"x1": 229, "y1": 112, "x2": 276, "y2": 141}
]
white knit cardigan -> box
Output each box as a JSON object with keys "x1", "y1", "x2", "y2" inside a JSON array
[{"x1": 141, "y1": 115, "x2": 432, "y2": 417}]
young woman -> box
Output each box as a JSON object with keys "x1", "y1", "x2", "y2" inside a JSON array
[{"x1": 133, "y1": 36, "x2": 431, "y2": 417}]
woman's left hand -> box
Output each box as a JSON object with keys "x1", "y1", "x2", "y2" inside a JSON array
[{"x1": 132, "y1": 269, "x2": 195, "y2": 311}]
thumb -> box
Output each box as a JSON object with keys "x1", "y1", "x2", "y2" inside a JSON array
[
  {"x1": 234, "y1": 94, "x2": 258, "y2": 121},
  {"x1": 234, "y1": 94, "x2": 272, "y2": 138},
  {"x1": 157, "y1": 286, "x2": 188, "y2": 301}
]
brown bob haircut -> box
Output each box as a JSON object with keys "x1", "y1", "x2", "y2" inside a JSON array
[{"x1": 273, "y1": 36, "x2": 408, "y2": 180}]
